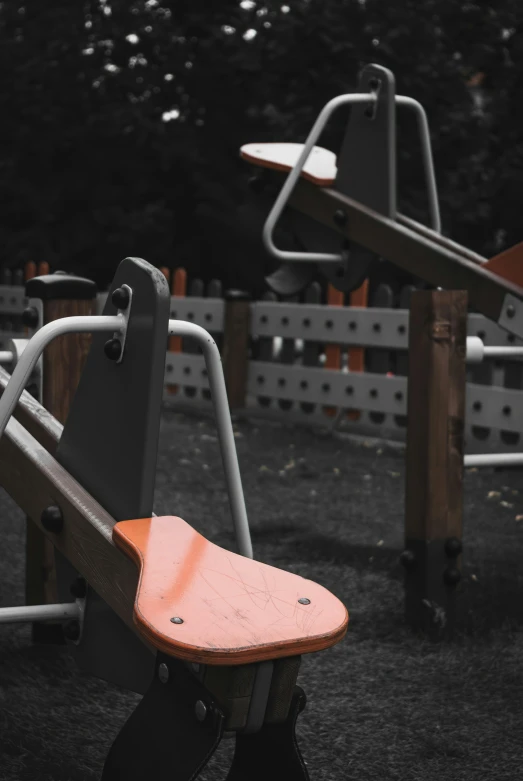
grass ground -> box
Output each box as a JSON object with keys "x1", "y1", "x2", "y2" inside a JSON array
[{"x1": 0, "y1": 407, "x2": 522, "y2": 780}]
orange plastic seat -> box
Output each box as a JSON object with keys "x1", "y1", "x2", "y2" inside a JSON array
[
  {"x1": 113, "y1": 515, "x2": 348, "y2": 665},
  {"x1": 240, "y1": 142, "x2": 336, "y2": 186}
]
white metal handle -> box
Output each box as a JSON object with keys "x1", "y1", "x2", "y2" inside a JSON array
[
  {"x1": 262, "y1": 93, "x2": 440, "y2": 264},
  {"x1": 0, "y1": 314, "x2": 253, "y2": 561},
  {"x1": 167, "y1": 320, "x2": 252, "y2": 559}
]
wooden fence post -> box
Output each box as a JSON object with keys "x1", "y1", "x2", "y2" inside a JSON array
[
  {"x1": 23, "y1": 272, "x2": 97, "y2": 643},
  {"x1": 222, "y1": 290, "x2": 250, "y2": 409},
  {"x1": 401, "y1": 289, "x2": 467, "y2": 639}
]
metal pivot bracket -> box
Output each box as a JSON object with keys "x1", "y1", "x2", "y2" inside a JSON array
[
  {"x1": 102, "y1": 654, "x2": 310, "y2": 781},
  {"x1": 262, "y1": 62, "x2": 440, "y2": 295}
]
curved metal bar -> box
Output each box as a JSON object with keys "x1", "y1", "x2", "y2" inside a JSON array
[
  {"x1": 167, "y1": 320, "x2": 253, "y2": 560},
  {"x1": 396, "y1": 96, "x2": 441, "y2": 233},
  {"x1": 0, "y1": 315, "x2": 124, "y2": 442},
  {"x1": 464, "y1": 453, "x2": 523, "y2": 467},
  {"x1": 262, "y1": 92, "x2": 376, "y2": 263},
  {"x1": 0, "y1": 601, "x2": 81, "y2": 624},
  {"x1": 262, "y1": 92, "x2": 441, "y2": 264}
]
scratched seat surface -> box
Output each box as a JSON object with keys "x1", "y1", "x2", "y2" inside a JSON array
[
  {"x1": 113, "y1": 515, "x2": 349, "y2": 665},
  {"x1": 240, "y1": 142, "x2": 336, "y2": 186}
]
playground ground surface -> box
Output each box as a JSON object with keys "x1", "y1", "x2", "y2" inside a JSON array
[{"x1": 0, "y1": 405, "x2": 522, "y2": 780}]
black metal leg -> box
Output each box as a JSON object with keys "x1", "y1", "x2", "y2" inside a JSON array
[
  {"x1": 101, "y1": 654, "x2": 224, "y2": 781},
  {"x1": 225, "y1": 687, "x2": 310, "y2": 781}
]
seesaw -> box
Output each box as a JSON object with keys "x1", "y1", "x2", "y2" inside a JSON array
[
  {"x1": 0, "y1": 257, "x2": 348, "y2": 779},
  {"x1": 240, "y1": 63, "x2": 523, "y2": 341}
]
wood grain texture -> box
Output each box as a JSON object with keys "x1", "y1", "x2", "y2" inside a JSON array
[
  {"x1": 288, "y1": 180, "x2": 523, "y2": 324},
  {"x1": 222, "y1": 296, "x2": 250, "y2": 409},
  {"x1": 0, "y1": 367, "x2": 62, "y2": 456},
  {"x1": 405, "y1": 290, "x2": 467, "y2": 542},
  {"x1": 42, "y1": 299, "x2": 94, "y2": 424},
  {"x1": 113, "y1": 515, "x2": 349, "y2": 665},
  {"x1": 29, "y1": 298, "x2": 94, "y2": 609},
  {"x1": 0, "y1": 411, "x2": 155, "y2": 653}
]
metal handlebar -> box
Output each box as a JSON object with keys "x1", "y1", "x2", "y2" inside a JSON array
[
  {"x1": 0, "y1": 314, "x2": 253, "y2": 560},
  {"x1": 262, "y1": 92, "x2": 440, "y2": 264}
]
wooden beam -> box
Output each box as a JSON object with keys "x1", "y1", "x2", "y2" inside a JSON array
[
  {"x1": 0, "y1": 406, "x2": 152, "y2": 653},
  {"x1": 0, "y1": 367, "x2": 61, "y2": 455},
  {"x1": 288, "y1": 179, "x2": 523, "y2": 330},
  {"x1": 402, "y1": 289, "x2": 467, "y2": 638}
]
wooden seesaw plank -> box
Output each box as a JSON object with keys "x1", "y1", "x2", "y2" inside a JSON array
[
  {"x1": 0, "y1": 367, "x2": 62, "y2": 456},
  {"x1": 0, "y1": 368, "x2": 349, "y2": 666},
  {"x1": 0, "y1": 379, "x2": 151, "y2": 652}
]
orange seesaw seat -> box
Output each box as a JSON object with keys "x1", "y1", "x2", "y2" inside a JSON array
[
  {"x1": 113, "y1": 515, "x2": 349, "y2": 666},
  {"x1": 240, "y1": 142, "x2": 523, "y2": 290}
]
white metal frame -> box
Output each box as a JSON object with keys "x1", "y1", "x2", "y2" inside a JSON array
[{"x1": 262, "y1": 92, "x2": 441, "y2": 266}]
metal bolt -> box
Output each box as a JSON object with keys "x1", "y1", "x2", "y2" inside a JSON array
[
  {"x1": 70, "y1": 576, "x2": 87, "y2": 599},
  {"x1": 22, "y1": 306, "x2": 39, "y2": 329},
  {"x1": 399, "y1": 549, "x2": 416, "y2": 572},
  {"x1": 104, "y1": 338, "x2": 122, "y2": 361},
  {"x1": 63, "y1": 619, "x2": 81, "y2": 642},
  {"x1": 158, "y1": 663, "x2": 169, "y2": 683},
  {"x1": 506, "y1": 305, "x2": 516, "y2": 319},
  {"x1": 333, "y1": 210, "x2": 347, "y2": 227},
  {"x1": 41, "y1": 505, "x2": 64, "y2": 534},
  {"x1": 444, "y1": 537, "x2": 462, "y2": 559},
  {"x1": 111, "y1": 286, "x2": 130, "y2": 310},
  {"x1": 298, "y1": 598, "x2": 311, "y2": 605},
  {"x1": 195, "y1": 700, "x2": 207, "y2": 722},
  {"x1": 443, "y1": 566, "x2": 461, "y2": 587},
  {"x1": 170, "y1": 616, "x2": 184, "y2": 624}
]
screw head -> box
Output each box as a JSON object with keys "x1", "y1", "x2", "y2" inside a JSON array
[
  {"x1": 399, "y1": 549, "x2": 416, "y2": 572},
  {"x1": 194, "y1": 700, "x2": 207, "y2": 722},
  {"x1": 333, "y1": 209, "x2": 348, "y2": 228},
  {"x1": 41, "y1": 505, "x2": 63, "y2": 534},
  {"x1": 170, "y1": 616, "x2": 184, "y2": 624},
  {"x1": 506, "y1": 305, "x2": 516, "y2": 319},
  {"x1": 444, "y1": 537, "x2": 462, "y2": 559},
  {"x1": 158, "y1": 663, "x2": 169, "y2": 683},
  {"x1": 111, "y1": 286, "x2": 130, "y2": 310},
  {"x1": 298, "y1": 598, "x2": 311, "y2": 605},
  {"x1": 443, "y1": 566, "x2": 461, "y2": 587},
  {"x1": 104, "y1": 338, "x2": 122, "y2": 361},
  {"x1": 63, "y1": 619, "x2": 81, "y2": 642},
  {"x1": 22, "y1": 306, "x2": 39, "y2": 329},
  {"x1": 70, "y1": 577, "x2": 87, "y2": 599}
]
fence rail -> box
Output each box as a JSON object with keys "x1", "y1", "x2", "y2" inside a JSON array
[{"x1": 1, "y1": 265, "x2": 521, "y2": 455}]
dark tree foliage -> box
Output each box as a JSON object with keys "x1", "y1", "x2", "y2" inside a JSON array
[{"x1": 0, "y1": 1, "x2": 522, "y2": 293}]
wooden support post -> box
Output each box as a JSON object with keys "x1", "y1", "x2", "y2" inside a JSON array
[
  {"x1": 24, "y1": 272, "x2": 97, "y2": 643},
  {"x1": 402, "y1": 289, "x2": 467, "y2": 639},
  {"x1": 222, "y1": 290, "x2": 250, "y2": 409}
]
